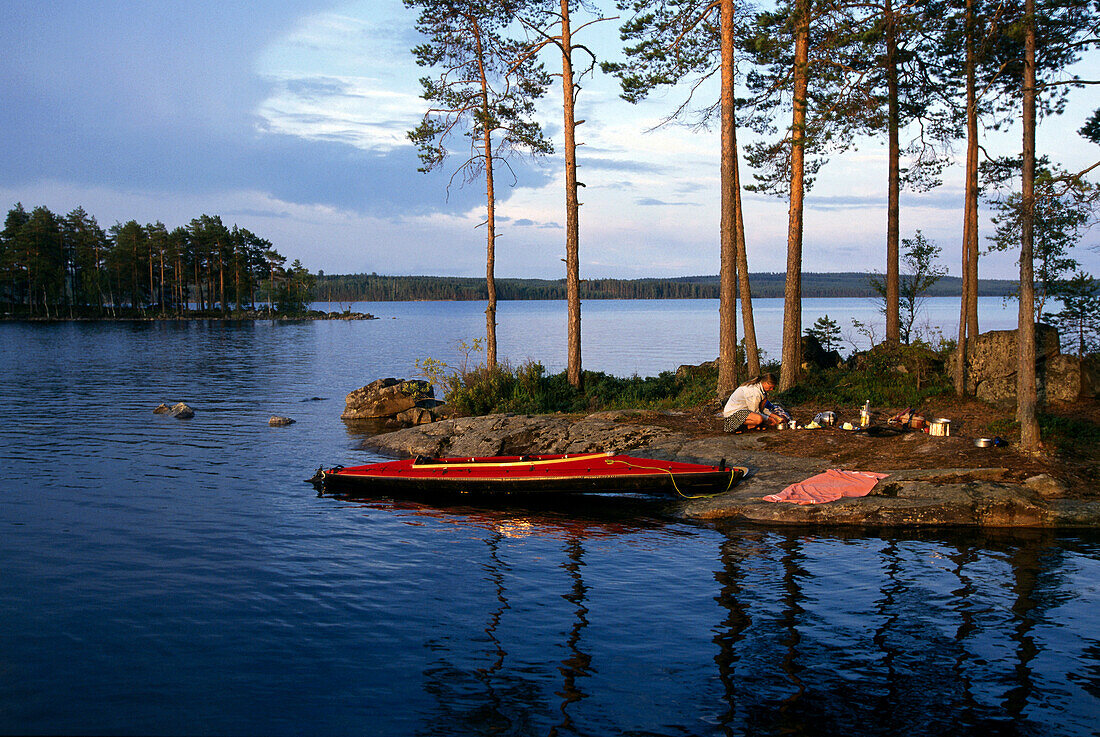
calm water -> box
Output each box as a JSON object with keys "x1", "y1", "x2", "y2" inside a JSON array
[
  {"x1": 314, "y1": 296, "x2": 1023, "y2": 377},
  {"x1": 1, "y1": 299, "x2": 1097, "y2": 737}
]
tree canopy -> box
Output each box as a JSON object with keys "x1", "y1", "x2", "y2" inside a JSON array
[{"x1": 0, "y1": 203, "x2": 312, "y2": 318}]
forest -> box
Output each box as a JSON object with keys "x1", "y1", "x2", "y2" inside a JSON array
[
  {"x1": 0, "y1": 204, "x2": 315, "y2": 318},
  {"x1": 313, "y1": 272, "x2": 1020, "y2": 302}
]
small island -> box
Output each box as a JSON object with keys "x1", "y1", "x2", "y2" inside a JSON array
[{"x1": 0, "y1": 204, "x2": 371, "y2": 322}]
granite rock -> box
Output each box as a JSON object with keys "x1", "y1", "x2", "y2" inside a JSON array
[
  {"x1": 360, "y1": 413, "x2": 1100, "y2": 528},
  {"x1": 342, "y1": 378, "x2": 433, "y2": 420}
]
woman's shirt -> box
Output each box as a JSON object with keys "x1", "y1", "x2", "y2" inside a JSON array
[{"x1": 722, "y1": 382, "x2": 769, "y2": 417}]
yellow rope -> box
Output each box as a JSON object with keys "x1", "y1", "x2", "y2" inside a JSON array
[
  {"x1": 413, "y1": 451, "x2": 612, "y2": 470},
  {"x1": 604, "y1": 457, "x2": 742, "y2": 499}
]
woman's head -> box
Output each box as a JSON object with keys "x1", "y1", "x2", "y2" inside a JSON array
[{"x1": 741, "y1": 372, "x2": 778, "y2": 390}]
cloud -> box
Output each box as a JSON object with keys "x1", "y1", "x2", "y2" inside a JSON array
[
  {"x1": 635, "y1": 197, "x2": 699, "y2": 207},
  {"x1": 282, "y1": 77, "x2": 362, "y2": 100},
  {"x1": 803, "y1": 193, "x2": 889, "y2": 211},
  {"x1": 581, "y1": 157, "x2": 666, "y2": 174},
  {"x1": 797, "y1": 187, "x2": 968, "y2": 212},
  {"x1": 256, "y1": 74, "x2": 425, "y2": 151}
]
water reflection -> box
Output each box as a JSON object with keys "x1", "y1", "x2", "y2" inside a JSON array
[
  {"x1": 317, "y1": 493, "x2": 1100, "y2": 736},
  {"x1": 551, "y1": 536, "x2": 591, "y2": 737},
  {"x1": 702, "y1": 527, "x2": 1100, "y2": 737},
  {"x1": 322, "y1": 494, "x2": 677, "y2": 541}
]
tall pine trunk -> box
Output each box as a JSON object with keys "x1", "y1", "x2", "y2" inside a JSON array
[
  {"x1": 561, "y1": 0, "x2": 582, "y2": 389},
  {"x1": 779, "y1": 0, "x2": 810, "y2": 392},
  {"x1": 1017, "y1": 0, "x2": 1039, "y2": 453},
  {"x1": 717, "y1": 0, "x2": 739, "y2": 398},
  {"x1": 475, "y1": 22, "x2": 498, "y2": 369},
  {"x1": 733, "y1": 130, "x2": 760, "y2": 376},
  {"x1": 219, "y1": 251, "x2": 226, "y2": 317},
  {"x1": 148, "y1": 239, "x2": 154, "y2": 312},
  {"x1": 955, "y1": 0, "x2": 978, "y2": 396},
  {"x1": 885, "y1": 0, "x2": 901, "y2": 343},
  {"x1": 483, "y1": 132, "x2": 498, "y2": 369}
]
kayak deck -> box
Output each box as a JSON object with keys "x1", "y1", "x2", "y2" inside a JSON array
[{"x1": 315, "y1": 451, "x2": 747, "y2": 497}]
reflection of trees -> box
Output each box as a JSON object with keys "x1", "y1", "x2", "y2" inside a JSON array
[
  {"x1": 1002, "y1": 533, "x2": 1062, "y2": 723},
  {"x1": 945, "y1": 542, "x2": 981, "y2": 717},
  {"x1": 710, "y1": 531, "x2": 812, "y2": 735},
  {"x1": 550, "y1": 536, "x2": 591, "y2": 737},
  {"x1": 871, "y1": 538, "x2": 903, "y2": 717},
  {"x1": 475, "y1": 531, "x2": 509, "y2": 730},
  {"x1": 335, "y1": 495, "x2": 1096, "y2": 736},
  {"x1": 416, "y1": 528, "x2": 548, "y2": 736},
  {"x1": 712, "y1": 533, "x2": 753, "y2": 731},
  {"x1": 706, "y1": 526, "x2": 1090, "y2": 736},
  {"x1": 413, "y1": 515, "x2": 598, "y2": 736},
  {"x1": 775, "y1": 535, "x2": 808, "y2": 729}
]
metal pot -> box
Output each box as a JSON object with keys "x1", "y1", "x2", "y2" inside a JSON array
[
  {"x1": 974, "y1": 437, "x2": 994, "y2": 448},
  {"x1": 929, "y1": 418, "x2": 951, "y2": 437}
]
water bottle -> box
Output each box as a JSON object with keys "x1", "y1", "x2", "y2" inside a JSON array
[{"x1": 860, "y1": 400, "x2": 871, "y2": 427}]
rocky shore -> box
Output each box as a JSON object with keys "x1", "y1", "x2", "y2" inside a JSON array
[{"x1": 357, "y1": 411, "x2": 1100, "y2": 528}]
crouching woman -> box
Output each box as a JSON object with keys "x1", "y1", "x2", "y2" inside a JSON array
[{"x1": 723, "y1": 373, "x2": 782, "y2": 433}]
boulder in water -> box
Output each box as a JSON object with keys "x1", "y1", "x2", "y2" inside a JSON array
[
  {"x1": 168, "y1": 402, "x2": 194, "y2": 419},
  {"x1": 341, "y1": 378, "x2": 434, "y2": 420}
]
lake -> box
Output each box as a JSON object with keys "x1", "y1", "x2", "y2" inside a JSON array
[
  {"x1": 312, "y1": 295, "x2": 1024, "y2": 378},
  {"x1": 1, "y1": 298, "x2": 1097, "y2": 736}
]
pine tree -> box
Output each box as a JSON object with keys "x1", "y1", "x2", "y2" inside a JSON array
[
  {"x1": 926, "y1": 0, "x2": 1021, "y2": 395},
  {"x1": 520, "y1": 0, "x2": 613, "y2": 388},
  {"x1": 805, "y1": 314, "x2": 841, "y2": 352},
  {"x1": 856, "y1": 1, "x2": 954, "y2": 344},
  {"x1": 407, "y1": 0, "x2": 552, "y2": 367},
  {"x1": 1045, "y1": 271, "x2": 1100, "y2": 357},
  {"x1": 741, "y1": 0, "x2": 872, "y2": 390},
  {"x1": 605, "y1": 0, "x2": 763, "y2": 397},
  {"x1": 1006, "y1": 0, "x2": 1097, "y2": 452}
]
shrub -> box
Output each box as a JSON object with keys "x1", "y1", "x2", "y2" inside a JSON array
[
  {"x1": 775, "y1": 342, "x2": 952, "y2": 408},
  {"x1": 436, "y1": 357, "x2": 721, "y2": 416}
]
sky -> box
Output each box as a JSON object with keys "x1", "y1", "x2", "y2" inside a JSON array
[{"x1": 2, "y1": 0, "x2": 1097, "y2": 281}]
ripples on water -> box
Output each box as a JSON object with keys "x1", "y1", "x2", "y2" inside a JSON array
[{"x1": 0, "y1": 315, "x2": 1097, "y2": 736}]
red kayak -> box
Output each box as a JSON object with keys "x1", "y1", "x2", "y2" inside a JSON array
[{"x1": 313, "y1": 451, "x2": 747, "y2": 497}]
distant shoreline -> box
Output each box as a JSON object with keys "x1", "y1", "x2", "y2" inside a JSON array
[{"x1": 313, "y1": 271, "x2": 1021, "y2": 302}]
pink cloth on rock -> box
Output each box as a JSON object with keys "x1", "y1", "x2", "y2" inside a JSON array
[{"x1": 763, "y1": 469, "x2": 889, "y2": 505}]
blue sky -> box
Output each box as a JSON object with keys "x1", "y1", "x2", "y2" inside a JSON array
[{"x1": 2, "y1": 0, "x2": 1097, "y2": 280}]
